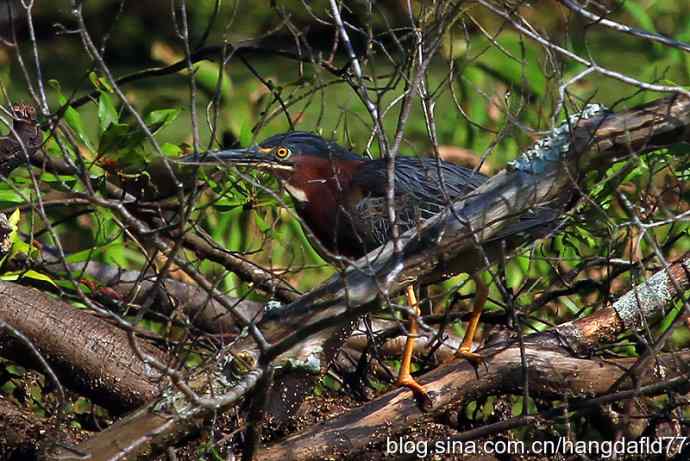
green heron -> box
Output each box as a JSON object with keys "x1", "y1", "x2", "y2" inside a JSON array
[{"x1": 184, "y1": 131, "x2": 556, "y2": 403}]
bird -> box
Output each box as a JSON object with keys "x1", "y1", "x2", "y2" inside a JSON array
[{"x1": 182, "y1": 131, "x2": 558, "y2": 406}]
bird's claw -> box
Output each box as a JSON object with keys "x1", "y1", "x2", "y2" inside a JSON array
[
  {"x1": 396, "y1": 374, "x2": 433, "y2": 412},
  {"x1": 454, "y1": 348, "x2": 489, "y2": 373}
]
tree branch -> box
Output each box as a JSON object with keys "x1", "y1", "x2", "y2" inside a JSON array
[
  {"x1": 258, "y1": 253, "x2": 690, "y2": 460},
  {"x1": 0, "y1": 282, "x2": 166, "y2": 413}
]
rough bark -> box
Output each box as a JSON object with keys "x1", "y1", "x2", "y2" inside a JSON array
[
  {"x1": 71, "y1": 251, "x2": 690, "y2": 461},
  {"x1": 44, "y1": 259, "x2": 265, "y2": 335},
  {"x1": 60, "y1": 369, "x2": 263, "y2": 461},
  {"x1": 257, "y1": 254, "x2": 690, "y2": 460},
  {"x1": 0, "y1": 282, "x2": 166, "y2": 413},
  {"x1": 260, "y1": 350, "x2": 690, "y2": 461}
]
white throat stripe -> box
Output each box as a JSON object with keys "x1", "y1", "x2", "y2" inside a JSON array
[{"x1": 284, "y1": 183, "x2": 308, "y2": 202}]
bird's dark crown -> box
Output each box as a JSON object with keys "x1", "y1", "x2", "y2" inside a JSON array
[{"x1": 258, "y1": 131, "x2": 362, "y2": 161}]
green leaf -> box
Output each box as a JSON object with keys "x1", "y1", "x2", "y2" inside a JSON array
[
  {"x1": 99, "y1": 122, "x2": 140, "y2": 155},
  {"x1": 22, "y1": 270, "x2": 57, "y2": 287},
  {"x1": 97, "y1": 92, "x2": 118, "y2": 133},
  {"x1": 313, "y1": 382, "x2": 324, "y2": 397},
  {"x1": 145, "y1": 108, "x2": 180, "y2": 134},
  {"x1": 37, "y1": 172, "x2": 78, "y2": 190},
  {"x1": 1, "y1": 381, "x2": 17, "y2": 394},
  {"x1": 211, "y1": 448, "x2": 225, "y2": 461},
  {"x1": 0, "y1": 190, "x2": 25, "y2": 207},
  {"x1": 506, "y1": 261, "x2": 523, "y2": 289},
  {"x1": 89, "y1": 71, "x2": 113, "y2": 92},
  {"x1": 161, "y1": 142, "x2": 182, "y2": 156},
  {"x1": 7, "y1": 208, "x2": 19, "y2": 228},
  {"x1": 88, "y1": 71, "x2": 99, "y2": 89},
  {"x1": 49, "y1": 79, "x2": 95, "y2": 152},
  {"x1": 0, "y1": 270, "x2": 56, "y2": 287},
  {"x1": 321, "y1": 374, "x2": 342, "y2": 392},
  {"x1": 561, "y1": 296, "x2": 579, "y2": 314},
  {"x1": 254, "y1": 211, "x2": 272, "y2": 234},
  {"x1": 5, "y1": 364, "x2": 25, "y2": 376},
  {"x1": 214, "y1": 196, "x2": 247, "y2": 212},
  {"x1": 64, "y1": 248, "x2": 97, "y2": 264},
  {"x1": 65, "y1": 242, "x2": 128, "y2": 266},
  {"x1": 194, "y1": 60, "x2": 233, "y2": 100},
  {"x1": 64, "y1": 108, "x2": 88, "y2": 143},
  {"x1": 11, "y1": 240, "x2": 32, "y2": 259}
]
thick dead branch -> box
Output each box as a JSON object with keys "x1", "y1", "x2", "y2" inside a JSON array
[
  {"x1": 68, "y1": 311, "x2": 356, "y2": 460},
  {"x1": 574, "y1": 94, "x2": 690, "y2": 169},
  {"x1": 71, "y1": 253, "x2": 689, "y2": 460},
  {"x1": 63, "y1": 369, "x2": 262, "y2": 461},
  {"x1": 261, "y1": 351, "x2": 690, "y2": 461},
  {"x1": 344, "y1": 318, "x2": 461, "y2": 363},
  {"x1": 258, "y1": 254, "x2": 690, "y2": 460},
  {"x1": 44, "y1": 259, "x2": 264, "y2": 335},
  {"x1": 0, "y1": 281, "x2": 166, "y2": 413}
]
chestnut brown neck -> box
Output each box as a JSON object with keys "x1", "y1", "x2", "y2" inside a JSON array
[{"x1": 281, "y1": 156, "x2": 364, "y2": 257}]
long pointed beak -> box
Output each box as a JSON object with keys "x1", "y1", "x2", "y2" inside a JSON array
[{"x1": 176, "y1": 146, "x2": 265, "y2": 166}]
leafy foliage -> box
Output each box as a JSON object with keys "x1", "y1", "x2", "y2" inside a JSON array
[{"x1": 0, "y1": 0, "x2": 689, "y2": 458}]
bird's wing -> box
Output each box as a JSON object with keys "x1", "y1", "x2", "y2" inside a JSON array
[
  {"x1": 349, "y1": 156, "x2": 562, "y2": 250},
  {"x1": 351, "y1": 157, "x2": 486, "y2": 205},
  {"x1": 348, "y1": 157, "x2": 486, "y2": 246}
]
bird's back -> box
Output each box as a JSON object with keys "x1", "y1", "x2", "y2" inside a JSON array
[
  {"x1": 343, "y1": 156, "x2": 559, "y2": 262},
  {"x1": 346, "y1": 157, "x2": 487, "y2": 254}
]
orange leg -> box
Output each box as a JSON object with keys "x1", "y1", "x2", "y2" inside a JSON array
[
  {"x1": 396, "y1": 286, "x2": 431, "y2": 407},
  {"x1": 455, "y1": 274, "x2": 488, "y2": 364}
]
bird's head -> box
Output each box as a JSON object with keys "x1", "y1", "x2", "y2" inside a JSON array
[{"x1": 180, "y1": 131, "x2": 363, "y2": 203}]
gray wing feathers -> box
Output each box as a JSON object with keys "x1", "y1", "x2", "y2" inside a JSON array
[{"x1": 349, "y1": 156, "x2": 559, "y2": 248}]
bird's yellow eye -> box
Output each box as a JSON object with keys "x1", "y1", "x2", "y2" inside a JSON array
[{"x1": 275, "y1": 147, "x2": 290, "y2": 159}]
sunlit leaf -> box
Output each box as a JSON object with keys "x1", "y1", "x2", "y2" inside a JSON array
[
  {"x1": 145, "y1": 108, "x2": 181, "y2": 134},
  {"x1": 21, "y1": 270, "x2": 58, "y2": 287},
  {"x1": 161, "y1": 142, "x2": 182, "y2": 156},
  {"x1": 7, "y1": 208, "x2": 19, "y2": 228}
]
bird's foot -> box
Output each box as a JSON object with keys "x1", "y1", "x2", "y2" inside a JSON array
[
  {"x1": 453, "y1": 347, "x2": 488, "y2": 373},
  {"x1": 396, "y1": 374, "x2": 433, "y2": 412}
]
